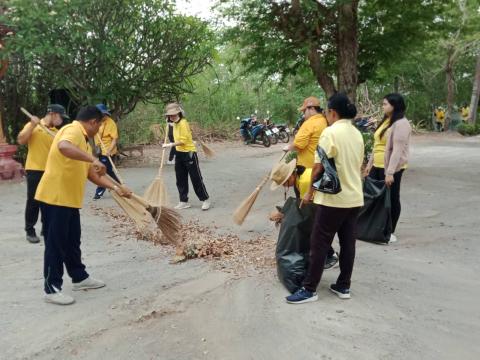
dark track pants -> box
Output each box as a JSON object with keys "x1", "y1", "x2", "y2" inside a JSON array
[
  {"x1": 41, "y1": 203, "x2": 89, "y2": 294},
  {"x1": 175, "y1": 151, "x2": 209, "y2": 203}
]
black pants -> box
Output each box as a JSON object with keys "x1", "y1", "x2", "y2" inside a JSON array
[
  {"x1": 168, "y1": 125, "x2": 177, "y2": 161},
  {"x1": 369, "y1": 167, "x2": 404, "y2": 233},
  {"x1": 25, "y1": 170, "x2": 44, "y2": 236},
  {"x1": 303, "y1": 205, "x2": 361, "y2": 292},
  {"x1": 175, "y1": 151, "x2": 209, "y2": 202},
  {"x1": 41, "y1": 203, "x2": 89, "y2": 294},
  {"x1": 95, "y1": 155, "x2": 120, "y2": 197}
]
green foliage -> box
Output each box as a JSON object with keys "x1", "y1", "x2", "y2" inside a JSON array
[
  {"x1": 1, "y1": 0, "x2": 216, "y2": 118},
  {"x1": 457, "y1": 122, "x2": 480, "y2": 136},
  {"x1": 362, "y1": 132, "x2": 374, "y2": 162}
]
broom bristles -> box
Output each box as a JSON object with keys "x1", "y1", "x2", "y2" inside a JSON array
[
  {"x1": 157, "y1": 206, "x2": 182, "y2": 244},
  {"x1": 232, "y1": 188, "x2": 262, "y2": 225},
  {"x1": 143, "y1": 176, "x2": 169, "y2": 207},
  {"x1": 232, "y1": 174, "x2": 270, "y2": 225},
  {"x1": 110, "y1": 190, "x2": 156, "y2": 229},
  {"x1": 200, "y1": 141, "x2": 215, "y2": 158}
]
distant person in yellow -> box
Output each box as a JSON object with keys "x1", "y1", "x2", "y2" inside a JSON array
[
  {"x1": 35, "y1": 106, "x2": 131, "y2": 305},
  {"x1": 460, "y1": 103, "x2": 470, "y2": 123},
  {"x1": 17, "y1": 104, "x2": 68, "y2": 244},
  {"x1": 162, "y1": 103, "x2": 210, "y2": 211},
  {"x1": 284, "y1": 96, "x2": 328, "y2": 168},
  {"x1": 434, "y1": 107, "x2": 445, "y2": 131},
  {"x1": 93, "y1": 103, "x2": 120, "y2": 199}
]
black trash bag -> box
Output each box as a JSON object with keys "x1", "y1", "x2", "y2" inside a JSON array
[
  {"x1": 357, "y1": 177, "x2": 392, "y2": 243},
  {"x1": 275, "y1": 197, "x2": 316, "y2": 293}
]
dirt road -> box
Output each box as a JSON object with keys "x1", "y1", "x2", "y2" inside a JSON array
[{"x1": 1, "y1": 134, "x2": 479, "y2": 359}]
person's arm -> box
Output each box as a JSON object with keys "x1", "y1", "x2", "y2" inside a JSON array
[
  {"x1": 87, "y1": 167, "x2": 131, "y2": 197},
  {"x1": 106, "y1": 138, "x2": 117, "y2": 156},
  {"x1": 385, "y1": 121, "x2": 411, "y2": 186},
  {"x1": 163, "y1": 120, "x2": 190, "y2": 148},
  {"x1": 286, "y1": 122, "x2": 310, "y2": 152},
  {"x1": 302, "y1": 162, "x2": 324, "y2": 204},
  {"x1": 58, "y1": 140, "x2": 106, "y2": 176},
  {"x1": 17, "y1": 116, "x2": 41, "y2": 145},
  {"x1": 105, "y1": 120, "x2": 119, "y2": 156}
]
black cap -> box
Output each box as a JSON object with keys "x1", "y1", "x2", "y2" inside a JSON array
[{"x1": 46, "y1": 104, "x2": 70, "y2": 120}]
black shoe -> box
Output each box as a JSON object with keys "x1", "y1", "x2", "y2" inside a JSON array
[
  {"x1": 324, "y1": 252, "x2": 339, "y2": 270},
  {"x1": 26, "y1": 233, "x2": 40, "y2": 244},
  {"x1": 93, "y1": 194, "x2": 102, "y2": 200},
  {"x1": 329, "y1": 284, "x2": 351, "y2": 299}
]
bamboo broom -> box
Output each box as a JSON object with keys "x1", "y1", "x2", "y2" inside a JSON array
[
  {"x1": 232, "y1": 174, "x2": 270, "y2": 225},
  {"x1": 232, "y1": 151, "x2": 290, "y2": 226},
  {"x1": 143, "y1": 123, "x2": 169, "y2": 206},
  {"x1": 197, "y1": 139, "x2": 215, "y2": 159}
]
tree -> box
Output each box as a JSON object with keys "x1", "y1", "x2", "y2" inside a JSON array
[
  {"x1": 218, "y1": 0, "x2": 447, "y2": 100},
  {"x1": 468, "y1": 53, "x2": 480, "y2": 124},
  {"x1": 0, "y1": 0, "x2": 216, "y2": 119}
]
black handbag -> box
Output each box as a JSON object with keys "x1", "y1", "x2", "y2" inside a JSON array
[{"x1": 312, "y1": 146, "x2": 342, "y2": 194}]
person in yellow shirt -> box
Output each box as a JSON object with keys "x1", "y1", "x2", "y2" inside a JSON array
[
  {"x1": 460, "y1": 103, "x2": 470, "y2": 122},
  {"x1": 287, "y1": 93, "x2": 364, "y2": 304},
  {"x1": 35, "y1": 106, "x2": 131, "y2": 305},
  {"x1": 17, "y1": 104, "x2": 68, "y2": 244},
  {"x1": 93, "y1": 103, "x2": 120, "y2": 199},
  {"x1": 162, "y1": 103, "x2": 210, "y2": 210},
  {"x1": 284, "y1": 96, "x2": 328, "y2": 168},
  {"x1": 434, "y1": 107, "x2": 445, "y2": 131}
]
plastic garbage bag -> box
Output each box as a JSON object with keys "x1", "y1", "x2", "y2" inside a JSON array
[
  {"x1": 275, "y1": 197, "x2": 316, "y2": 293},
  {"x1": 357, "y1": 177, "x2": 392, "y2": 244}
]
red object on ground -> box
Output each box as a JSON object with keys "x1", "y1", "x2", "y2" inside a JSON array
[{"x1": 0, "y1": 144, "x2": 24, "y2": 181}]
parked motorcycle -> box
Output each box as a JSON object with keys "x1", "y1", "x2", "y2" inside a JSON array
[{"x1": 239, "y1": 117, "x2": 271, "y2": 147}]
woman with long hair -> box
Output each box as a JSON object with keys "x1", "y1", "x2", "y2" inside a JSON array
[{"x1": 365, "y1": 93, "x2": 412, "y2": 243}]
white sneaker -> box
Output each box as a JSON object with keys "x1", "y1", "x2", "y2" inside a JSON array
[
  {"x1": 201, "y1": 201, "x2": 210, "y2": 211},
  {"x1": 389, "y1": 234, "x2": 398, "y2": 243},
  {"x1": 174, "y1": 202, "x2": 191, "y2": 210},
  {"x1": 72, "y1": 277, "x2": 105, "y2": 291},
  {"x1": 44, "y1": 292, "x2": 75, "y2": 305}
]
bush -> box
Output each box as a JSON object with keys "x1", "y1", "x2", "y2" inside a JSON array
[{"x1": 457, "y1": 122, "x2": 480, "y2": 136}]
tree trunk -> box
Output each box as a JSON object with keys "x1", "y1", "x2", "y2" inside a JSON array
[
  {"x1": 307, "y1": 46, "x2": 336, "y2": 98},
  {"x1": 468, "y1": 53, "x2": 480, "y2": 125},
  {"x1": 336, "y1": 1, "x2": 359, "y2": 101},
  {"x1": 445, "y1": 49, "x2": 455, "y2": 131}
]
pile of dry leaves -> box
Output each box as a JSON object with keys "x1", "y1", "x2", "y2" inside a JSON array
[{"x1": 90, "y1": 205, "x2": 276, "y2": 274}]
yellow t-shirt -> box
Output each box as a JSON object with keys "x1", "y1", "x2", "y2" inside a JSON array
[
  {"x1": 21, "y1": 119, "x2": 58, "y2": 171},
  {"x1": 313, "y1": 119, "x2": 364, "y2": 208},
  {"x1": 293, "y1": 113, "x2": 328, "y2": 168},
  {"x1": 35, "y1": 121, "x2": 92, "y2": 209},
  {"x1": 296, "y1": 168, "x2": 312, "y2": 199},
  {"x1": 94, "y1": 116, "x2": 118, "y2": 155},
  {"x1": 435, "y1": 109, "x2": 445, "y2": 124},
  {"x1": 461, "y1": 107, "x2": 469, "y2": 121},
  {"x1": 173, "y1": 118, "x2": 196, "y2": 152},
  {"x1": 372, "y1": 119, "x2": 390, "y2": 168}
]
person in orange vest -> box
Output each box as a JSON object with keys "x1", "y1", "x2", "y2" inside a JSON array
[{"x1": 17, "y1": 104, "x2": 69, "y2": 243}]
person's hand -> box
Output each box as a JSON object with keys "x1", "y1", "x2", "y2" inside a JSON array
[
  {"x1": 30, "y1": 116, "x2": 40, "y2": 127},
  {"x1": 92, "y1": 159, "x2": 107, "y2": 176},
  {"x1": 114, "y1": 184, "x2": 132, "y2": 198},
  {"x1": 106, "y1": 150, "x2": 111, "y2": 157},
  {"x1": 302, "y1": 191, "x2": 314, "y2": 205},
  {"x1": 162, "y1": 143, "x2": 173, "y2": 149},
  {"x1": 385, "y1": 174, "x2": 394, "y2": 187},
  {"x1": 363, "y1": 166, "x2": 371, "y2": 178},
  {"x1": 282, "y1": 145, "x2": 289, "y2": 152}
]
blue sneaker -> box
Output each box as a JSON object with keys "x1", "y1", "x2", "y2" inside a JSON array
[
  {"x1": 286, "y1": 287, "x2": 318, "y2": 304},
  {"x1": 329, "y1": 284, "x2": 351, "y2": 299}
]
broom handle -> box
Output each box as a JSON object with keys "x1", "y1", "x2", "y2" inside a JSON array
[
  {"x1": 105, "y1": 174, "x2": 150, "y2": 208},
  {"x1": 20, "y1": 107, "x2": 57, "y2": 137},
  {"x1": 96, "y1": 135, "x2": 125, "y2": 185},
  {"x1": 158, "y1": 123, "x2": 169, "y2": 175}
]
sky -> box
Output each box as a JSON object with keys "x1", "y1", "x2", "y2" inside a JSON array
[{"x1": 175, "y1": 0, "x2": 216, "y2": 20}]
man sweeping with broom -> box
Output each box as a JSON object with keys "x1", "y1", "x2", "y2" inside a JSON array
[
  {"x1": 35, "y1": 106, "x2": 132, "y2": 305},
  {"x1": 162, "y1": 103, "x2": 210, "y2": 211}
]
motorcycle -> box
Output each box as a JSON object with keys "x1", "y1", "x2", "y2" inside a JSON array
[
  {"x1": 240, "y1": 117, "x2": 271, "y2": 147},
  {"x1": 265, "y1": 119, "x2": 290, "y2": 144}
]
